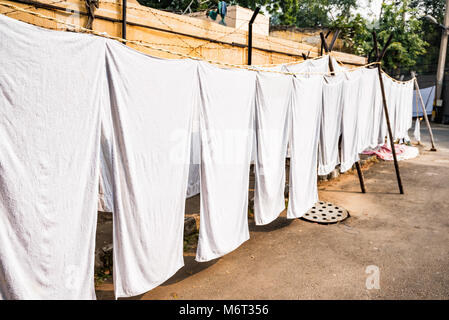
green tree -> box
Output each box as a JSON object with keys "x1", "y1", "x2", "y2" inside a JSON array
[
  {"x1": 371, "y1": 2, "x2": 428, "y2": 75},
  {"x1": 137, "y1": 0, "x2": 430, "y2": 75},
  {"x1": 137, "y1": 0, "x2": 208, "y2": 13},
  {"x1": 409, "y1": 0, "x2": 446, "y2": 75}
]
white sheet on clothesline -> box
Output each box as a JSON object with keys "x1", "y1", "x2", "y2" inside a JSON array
[
  {"x1": 395, "y1": 81, "x2": 414, "y2": 141},
  {"x1": 284, "y1": 55, "x2": 329, "y2": 75},
  {"x1": 340, "y1": 69, "x2": 362, "y2": 172},
  {"x1": 104, "y1": 40, "x2": 197, "y2": 298},
  {"x1": 413, "y1": 86, "x2": 435, "y2": 117},
  {"x1": 287, "y1": 76, "x2": 323, "y2": 218},
  {"x1": 186, "y1": 108, "x2": 201, "y2": 198},
  {"x1": 357, "y1": 68, "x2": 378, "y2": 153},
  {"x1": 0, "y1": 15, "x2": 104, "y2": 300},
  {"x1": 196, "y1": 62, "x2": 256, "y2": 262},
  {"x1": 318, "y1": 74, "x2": 344, "y2": 175},
  {"x1": 370, "y1": 73, "x2": 384, "y2": 148},
  {"x1": 379, "y1": 74, "x2": 393, "y2": 144},
  {"x1": 253, "y1": 72, "x2": 293, "y2": 225},
  {"x1": 99, "y1": 86, "x2": 115, "y2": 213}
]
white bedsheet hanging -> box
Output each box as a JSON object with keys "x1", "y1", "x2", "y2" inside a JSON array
[
  {"x1": 396, "y1": 81, "x2": 414, "y2": 141},
  {"x1": 285, "y1": 55, "x2": 330, "y2": 75},
  {"x1": 357, "y1": 68, "x2": 378, "y2": 153},
  {"x1": 379, "y1": 74, "x2": 393, "y2": 144},
  {"x1": 104, "y1": 40, "x2": 197, "y2": 298},
  {"x1": 318, "y1": 74, "x2": 344, "y2": 175},
  {"x1": 393, "y1": 81, "x2": 404, "y2": 140},
  {"x1": 287, "y1": 76, "x2": 323, "y2": 218},
  {"x1": 340, "y1": 69, "x2": 362, "y2": 172},
  {"x1": 370, "y1": 73, "x2": 384, "y2": 148},
  {"x1": 253, "y1": 72, "x2": 293, "y2": 225},
  {"x1": 99, "y1": 88, "x2": 115, "y2": 213},
  {"x1": 196, "y1": 62, "x2": 256, "y2": 262},
  {"x1": 0, "y1": 15, "x2": 105, "y2": 300},
  {"x1": 186, "y1": 113, "x2": 201, "y2": 198}
]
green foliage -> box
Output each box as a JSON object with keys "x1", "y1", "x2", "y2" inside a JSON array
[
  {"x1": 136, "y1": 0, "x2": 433, "y2": 75},
  {"x1": 265, "y1": 0, "x2": 357, "y2": 27},
  {"x1": 137, "y1": 0, "x2": 208, "y2": 12},
  {"x1": 374, "y1": 3, "x2": 428, "y2": 75},
  {"x1": 409, "y1": 0, "x2": 446, "y2": 74},
  {"x1": 330, "y1": 13, "x2": 372, "y2": 55}
]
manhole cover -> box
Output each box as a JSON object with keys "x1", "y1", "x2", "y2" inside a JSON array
[{"x1": 302, "y1": 201, "x2": 349, "y2": 224}]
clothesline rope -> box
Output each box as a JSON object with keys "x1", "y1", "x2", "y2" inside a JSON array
[
  {"x1": 331, "y1": 55, "x2": 416, "y2": 84},
  {"x1": 253, "y1": 52, "x2": 326, "y2": 67},
  {"x1": 381, "y1": 69, "x2": 415, "y2": 84},
  {"x1": 97, "y1": 0, "x2": 316, "y2": 55},
  {"x1": 0, "y1": 2, "x2": 383, "y2": 77}
]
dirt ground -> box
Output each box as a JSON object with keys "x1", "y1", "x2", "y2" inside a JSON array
[{"x1": 95, "y1": 124, "x2": 449, "y2": 300}]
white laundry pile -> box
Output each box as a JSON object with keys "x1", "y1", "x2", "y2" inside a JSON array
[
  {"x1": 287, "y1": 76, "x2": 324, "y2": 218},
  {"x1": 195, "y1": 62, "x2": 256, "y2": 262},
  {"x1": 363, "y1": 144, "x2": 419, "y2": 161},
  {"x1": 253, "y1": 72, "x2": 293, "y2": 225},
  {"x1": 340, "y1": 69, "x2": 362, "y2": 172},
  {"x1": 318, "y1": 74, "x2": 344, "y2": 175},
  {"x1": 0, "y1": 15, "x2": 105, "y2": 299},
  {"x1": 103, "y1": 41, "x2": 197, "y2": 298}
]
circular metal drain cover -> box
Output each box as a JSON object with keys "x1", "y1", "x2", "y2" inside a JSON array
[{"x1": 302, "y1": 201, "x2": 349, "y2": 224}]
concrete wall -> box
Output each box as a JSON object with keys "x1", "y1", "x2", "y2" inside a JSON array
[
  {"x1": 270, "y1": 26, "x2": 347, "y2": 53},
  {"x1": 0, "y1": 0, "x2": 366, "y2": 67},
  {"x1": 189, "y1": 5, "x2": 270, "y2": 36}
]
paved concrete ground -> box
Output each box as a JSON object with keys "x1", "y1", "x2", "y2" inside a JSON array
[{"x1": 96, "y1": 124, "x2": 449, "y2": 300}]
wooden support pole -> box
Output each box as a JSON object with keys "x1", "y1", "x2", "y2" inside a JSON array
[
  {"x1": 414, "y1": 77, "x2": 421, "y2": 145},
  {"x1": 328, "y1": 30, "x2": 340, "y2": 51},
  {"x1": 324, "y1": 36, "x2": 366, "y2": 193},
  {"x1": 377, "y1": 64, "x2": 404, "y2": 194},
  {"x1": 411, "y1": 74, "x2": 437, "y2": 151},
  {"x1": 320, "y1": 32, "x2": 330, "y2": 53},
  {"x1": 372, "y1": 32, "x2": 404, "y2": 194}
]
